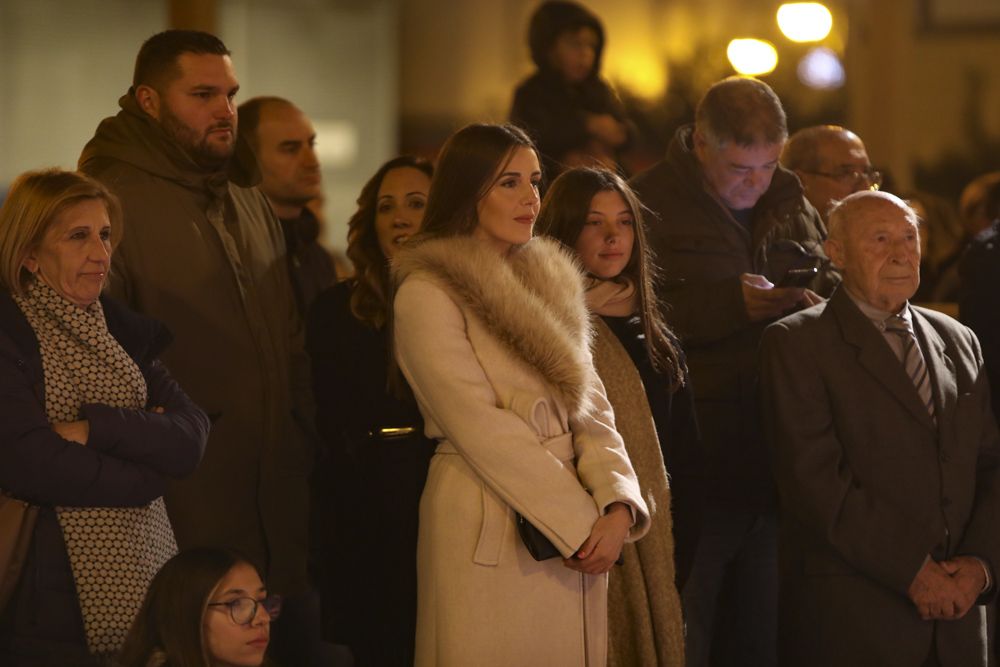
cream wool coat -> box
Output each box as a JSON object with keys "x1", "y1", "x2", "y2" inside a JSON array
[{"x1": 393, "y1": 236, "x2": 650, "y2": 667}]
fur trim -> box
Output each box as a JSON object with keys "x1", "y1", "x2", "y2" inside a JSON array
[{"x1": 393, "y1": 236, "x2": 596, "y2": 417}]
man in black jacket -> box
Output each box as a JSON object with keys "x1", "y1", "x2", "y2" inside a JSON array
[{"x1": 630, "y1": 76, "x2": 836, "y2": 667}]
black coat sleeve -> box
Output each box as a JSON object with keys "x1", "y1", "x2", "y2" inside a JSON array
[
  {"x1": 0, "y1": 352, "x2": 167, "y2": 508},
  {"x1": 81, "y1": 357, "x2": 209, "y2": 479}
]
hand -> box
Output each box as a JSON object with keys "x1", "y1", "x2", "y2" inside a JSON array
[
  {"x1": 584, "y1": 113, "x2": 628, "y2": 147},
  {"x1": 52, "y1": 420, "x2": 90, "y2": 446},
  {"x1": 740, "y1": 273, "x2": 806, "y2": 322},
  {"x1": 562, "y1": 502, "x2": 631, "y2": 575},
  {"x1": 150, "y1": 406, "x2": 165, "y2": 414},
  {"x1": 940, "y1": 556, "x2": 987, "y2": 619},
  {"x1": 800, "y1": 288, "x2": 824, "y2": 308},
  {"x1": 907, "y1": 557, "x2": 963, "y2": 620}
]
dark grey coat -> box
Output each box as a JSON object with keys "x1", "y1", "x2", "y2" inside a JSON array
[{"x1": 761, "y1": 287, "x2": 1000, "y2": 666}]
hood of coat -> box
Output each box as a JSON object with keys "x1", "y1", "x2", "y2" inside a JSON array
[
  {"x1": 78, "y1": 92, "x2": 261, "y2": 197},
  {"x1": 393, "y1": 235, "x2": 597, "y2": 418}
]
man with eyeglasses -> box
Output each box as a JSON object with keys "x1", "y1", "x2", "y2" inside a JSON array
[
  {"x1": 781, "y1": 125, "x2": 882, "y2": 223},
  {"x1": 782, "y1": 125, "x2": 882, "y2": 224}
]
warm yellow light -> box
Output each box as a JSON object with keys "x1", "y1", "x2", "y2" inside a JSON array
[
  {"x1": 606, "y1": 53, "x2": 668, "y2": 100},
  {"x1": 777, "y1": 3, "x2": 833, "y2": 43},
  {"x1": 726, "y1": 39, "x2": 778, "y2": 76}
]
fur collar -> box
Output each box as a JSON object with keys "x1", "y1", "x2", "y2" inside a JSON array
[{"x1": 393, "y1": 235, "x2": 595, "y2": 418}]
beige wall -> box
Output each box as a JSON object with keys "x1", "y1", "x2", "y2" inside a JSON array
[{"x1": 848, "y1": 0, "x2": 1000, "y2": 191}]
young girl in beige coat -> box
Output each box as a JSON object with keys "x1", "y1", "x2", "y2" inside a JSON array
[{"x1": 392, "y1": 124, "x2": 650, "y2": 666}]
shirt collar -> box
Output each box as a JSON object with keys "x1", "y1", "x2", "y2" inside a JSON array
[{"x1": 844, "y1": 286, "x2": 911, "y2": 332}]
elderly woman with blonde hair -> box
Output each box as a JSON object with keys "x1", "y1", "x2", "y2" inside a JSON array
[{"x1": 0, "y1": 169, "x2": 208, "y2": 664}]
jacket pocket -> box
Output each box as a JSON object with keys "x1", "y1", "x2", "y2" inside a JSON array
[{"x1": 472, "y1": 479, "x2": 509, "y2": 567}]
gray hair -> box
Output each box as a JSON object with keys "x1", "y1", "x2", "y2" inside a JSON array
[{"x1": 695, "y1": 76, "x2": 787, "y2": 148}]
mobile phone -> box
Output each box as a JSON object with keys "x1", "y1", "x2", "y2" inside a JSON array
[{"x1": 777, "y1": 267, "x2": 818, "y2": 288}]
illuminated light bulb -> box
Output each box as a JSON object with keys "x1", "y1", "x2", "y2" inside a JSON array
[
  {"x1": 797, "y1": 47, "x2": 845, "y2": 89},
  {"x1": 727, "y1": 39, "x2": 779, "y2": 76},
  {"x1": 777, "y1": 3, "x2": 833, "y2": 43}
]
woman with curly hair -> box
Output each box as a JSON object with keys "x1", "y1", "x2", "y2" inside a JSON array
[{"x1": 306, "y1": 156, "x2": 434, "y2": 666}]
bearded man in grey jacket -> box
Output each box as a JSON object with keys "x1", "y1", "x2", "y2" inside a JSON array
[{"x1": 79, "y1": 30, "x2": 328, "y2": 665}]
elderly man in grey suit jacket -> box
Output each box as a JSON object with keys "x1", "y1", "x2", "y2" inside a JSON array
[{"x1": 761, "y1": 190, "x2": 1000, "y2": 666}]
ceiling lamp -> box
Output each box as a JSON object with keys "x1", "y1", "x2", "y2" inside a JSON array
[
  {"x1": 727, "y1": 39, "x2": 779, "y2": 76},
  {"x1": 777, "y1": 3, "x2": 833, "y2": 43},
  {"x1": 797, "y1": 47, "x2": 845, "y2": 89}
]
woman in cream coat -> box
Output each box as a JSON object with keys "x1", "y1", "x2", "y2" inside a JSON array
[{"x1": 393, "y1": 124, "x2": 650, "y2": 667}]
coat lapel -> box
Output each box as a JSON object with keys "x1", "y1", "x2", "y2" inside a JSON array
[{"x1": 829, "y1": 289, "x2": 936, "y2": 431}]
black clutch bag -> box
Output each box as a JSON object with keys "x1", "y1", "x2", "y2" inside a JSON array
[
  {"x1": 515, "y1": 512, "x2": 561, "y2": 561},
  {"x1": 515, "y1": 512, "x2": 625, "y2": 565}
]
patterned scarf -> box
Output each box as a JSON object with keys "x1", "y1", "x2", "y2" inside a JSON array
[
  {"x1": 583, "y1": 276, "x2": 638, "y2": 317},
  {"x1": 13, "y1": 279, "x2": 177, "y2": 659}
]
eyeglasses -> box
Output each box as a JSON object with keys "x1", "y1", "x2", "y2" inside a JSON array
[
  {"x1": 802, "y1": 167, "x2": 883, "y2": 190},
  {"x1": 207, "y1": 594, "x2": 282, "y2": 625}
]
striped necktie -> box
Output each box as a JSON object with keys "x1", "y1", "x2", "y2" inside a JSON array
[{"x1": 884, "y1": 315, "x2": 936, "y2": 422}]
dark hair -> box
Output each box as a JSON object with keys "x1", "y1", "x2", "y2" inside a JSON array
[
  {"x1": 528, "y1": 0, "x2": 605, "y2": 75},
  {"x1": 417, "y1": 123, "x2": 539, "y2": 241},
  {"x1": 346, "y1": 156, "x2": 433, "y2": 329},
  {"x1": 117, "y1": 548, "x2": 259, "y2": 667},
  {"x1": 133, "y1": 30, "x2": 231, "y2": 92},
  {"x1": 535, "y1": 167, "x2": 685, "y2": 388},
  {"x1": 237, "y1": 96, "x2": 295, "y2": 152},
  {"x1": 696, "y1": 76, "x2": 787, "y2": 148}
]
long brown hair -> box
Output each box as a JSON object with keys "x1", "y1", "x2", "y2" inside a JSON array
[
  {"x1": 415, "y1": 123, "x2": 538, "y2": 242},
  {"x1": 535, "y1": 166, "x2": 685, "y2": 389},
  {"x1": 118, "y1": 548, "x2": 260, "y2": 667},
  {"x1": 386, "y1": 124, "x2": 539, "y2": 396},
  {"x1": 345, "y1": 156, "x2": 433, "y2": 329}
]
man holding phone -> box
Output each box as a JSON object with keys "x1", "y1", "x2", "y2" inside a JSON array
[{"x1": 630, "y1": 76, "x2": 838, "y2": 666}]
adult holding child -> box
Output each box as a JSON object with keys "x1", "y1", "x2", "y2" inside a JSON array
[{"x1": 510, "y1": 0, "x2": 633, "y2": 181}]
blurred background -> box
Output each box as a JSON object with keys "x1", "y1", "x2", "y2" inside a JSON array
[{"x1": 1, "y1": 0, "x2": 998, "y2": 254}]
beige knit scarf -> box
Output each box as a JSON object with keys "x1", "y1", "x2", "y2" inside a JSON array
[
  {"x1": 584, "y1": 276, "x2": 639, "y2": 317},
  {"x1": 13, "y1": 279, "x2": 177, "y2": 660}
]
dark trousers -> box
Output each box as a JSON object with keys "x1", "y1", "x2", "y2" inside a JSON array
[{"x1": 681, "y1": 508, "x2": 778, "y2": 667}]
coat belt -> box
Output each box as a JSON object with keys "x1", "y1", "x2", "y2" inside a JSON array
[{"x1": 435, "y1": 432, "x2": 575, "y2": 566}]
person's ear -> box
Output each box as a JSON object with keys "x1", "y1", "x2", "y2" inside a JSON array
[
  {"x1": 134, "y1": 85, "x2": 161, "y2": 121},
  {"x1": 824, "y1": 237, "x2": 844, "y2": 269},
  {"x1": 22, "y1": 250, "x2": 38, "y2": 275}
]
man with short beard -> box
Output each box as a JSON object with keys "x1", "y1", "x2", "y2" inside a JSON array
[{"x1": 79, "y1": 30, "x2": 324, "y2": 664}]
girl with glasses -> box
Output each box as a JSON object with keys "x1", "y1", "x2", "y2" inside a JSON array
[{"x1": 118, "y1": 548, "x2": 279, "y2": 666}]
